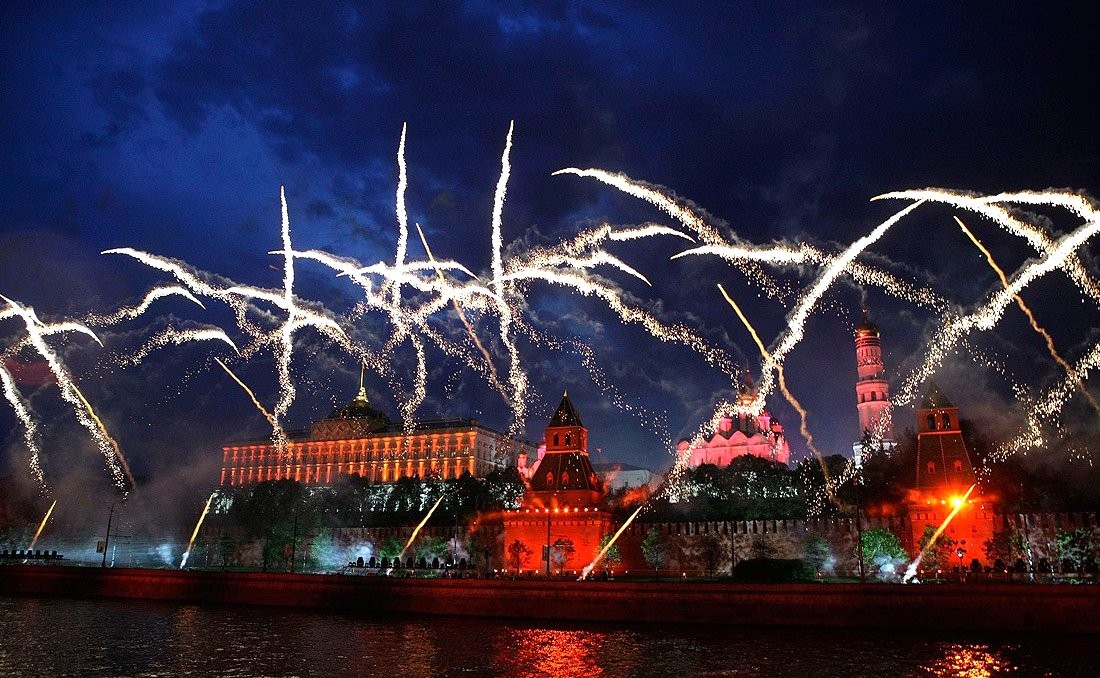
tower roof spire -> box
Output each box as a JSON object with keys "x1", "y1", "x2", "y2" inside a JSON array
[
  {"x1": 548, "y1": 391, "x2": 584, "y2": 428},
  {"x1": 856, "y1": 307, "x2": 879, "y2": 336}
]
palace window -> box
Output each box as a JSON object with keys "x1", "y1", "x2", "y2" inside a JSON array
[
  {"x1": 927, "y1": 461, "x2": 936, "y2": 475},
  {"x1": 943, "y1": 413, "x2": 951, "y2": 429},
  {"x1": 927, "y1": 414, "x2": 936, "y2": 430},
  {"x1": 871, "y1": 392, "x2": 877, "y2": 401},
  {"x1": 546, "y1": 471, "x2": 554, "y2": 486},
  {"x1": 954, "y1": 459, "x2": 963, "y2": 473}
]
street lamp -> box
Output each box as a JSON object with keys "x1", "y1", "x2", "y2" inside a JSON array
[
  {"x1": 101, "y1": 497, "x2": 126, "y2": 568},
  {"x1": 956, "y1": 546, "x2": 967, "y2": 582}
]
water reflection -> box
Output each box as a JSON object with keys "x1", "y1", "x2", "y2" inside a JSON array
[
  {"x1": 924, "y1": 643, "x2": 1016, "y2": 678},
  {"x1": 2, "y1": 596, "x2": 1098, "y2": 677},
  {"x1": 505, "y1": 628, "x2": 610, "y2": 677}
]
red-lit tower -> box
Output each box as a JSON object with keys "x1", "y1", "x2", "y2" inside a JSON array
[
  {"x1": 502, "y1": 392, "x2": 611, "y2": 576},
  {"x1": 907, "y1": 383, "x2": 994, "y2": 568},
  {"x1": 526, "y1": 391, "x2": 602, "y2": 509},
  {"x1": 853, "y1": 312, "x2": 896, "y2": 462}
]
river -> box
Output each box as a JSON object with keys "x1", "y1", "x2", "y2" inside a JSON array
[{"x1": 1, "y1": 595, "x2": 1097, "y2": 676}]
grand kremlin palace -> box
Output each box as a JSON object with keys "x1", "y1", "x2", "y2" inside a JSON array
[{"x1": 220, "y1": 382, "x2": 536, "y2": 487}]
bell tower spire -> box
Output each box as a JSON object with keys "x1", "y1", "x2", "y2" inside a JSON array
[{"x1": 853, "y1": 310, "x2": 896, "y2": 462}]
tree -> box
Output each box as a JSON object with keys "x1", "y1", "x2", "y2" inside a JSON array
[
  {"x1": 1055, "y1": 528, "x2": 1097, "y2": 572},
  {"x1": 918, "y1": 525, "x2": 956, "y2": 574},
  {"x1": 416, "y1": 535, "x2": 449, "y2": 568},
  {"x1": 698, "y1": 533, "x2": 722, "y2": 577},
  {"x1": 596, "y1": 533, "x2": 623, "y2": 576},
  {"x1": 386, "y1": 475, "x2": 423, "y2": 514},
  {"x1": 984, "y1": 530, "x2": 1027, "y2": 570},
  {"x1": 802, "y1": 535, "x2": 831, "y2": 575},
  {"x1": 860, "y1": 527, "x2": 909, "y2": 581},
  {"x1": 506, "y1": 539, "x2": 532, "y2": 573},
  {"x1": 217, "y1": 533, "x2": 237, "y2": 570},
  {"x1": 464, "y1": 528, "x2": 493, "y2": 572},
  {"x1": 749, "y1": 533, "x2": 777, "y2": 559},
  {"x1": 483, "y1": 467, "x2": 526, "y2": 510},
  {"x1": 550, "y1": 537, "x2": 576, "y2": 574},
  {"x1": 641, "y1": 528, "x2": 669, "y2": 580},
  {"x1": 229, "y1": 479, "x2": 307, "y2": 572},
  {"x1": 378, "y1": 535, "x2": 404, "y2": 567}
]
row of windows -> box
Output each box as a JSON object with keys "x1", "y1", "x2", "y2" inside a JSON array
[
  {"x1": 926, "y1": 459, "x2": 965, "y2": 475},
  {"x1": 926, "y1": 413, "x2": 952, "y2": 430},
  {"x1": 222, "y1": 456, "x2": 502, "y2": 485},
  {"x1": 551, "y1": 432, "x2": 581, "y2": 447},
  {"x1": 225, "y1": 445, "x2": 479, "y2": 464},
  {"x1": 859, "y1": 391, "x2": 885, "y2": 403}
]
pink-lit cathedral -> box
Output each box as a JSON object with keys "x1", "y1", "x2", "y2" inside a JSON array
[{"x1": 677, "y1": 376, "x2": 792, "y2": 468}]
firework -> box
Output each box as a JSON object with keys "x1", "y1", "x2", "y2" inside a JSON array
[
  {"x1": 179, "y1": 492, "x2": 216, "y2": 569},
  {"x1": 26, "y1": 499, "x2": 57, "y2": 555}
]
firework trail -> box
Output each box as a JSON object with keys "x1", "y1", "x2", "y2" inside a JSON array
[
  {"x1": 391, "y1": 123, "x2": 410, "y2": 314},
  {"x1": 124, "y1": 326, "x2": 238, "y2": 365},
  {"x1": 1, "y1": 295, "x2": 127, "y2": 489},
  {"x1": 580, "y1": 504, "x2": 643, "y2": 580},
  {"x1": 877, "y1": 189, "x2": 1100, "y2": 308},
  {"x1": 552, "y1": 168, "x2": 727, "y2": 246},
  {"x1": 0, "y1": 362, "x2": 44, "y2": 486},
  {"x1": 955, "y1": 215, "x2": 1100, "y2": 416},
  {"x1": 903, "y1": 483, "x2": 977, "y2": 583},
  {"x1": 26, "y1": 499, "x2": 57, "y2": 555},
  {"x1": 751, "y1": 201, "x2": 926, "y2": 417},
  {"x1": 214, "y1": 357, "x2": 286, "y2": 450},
  {"x1": 890, "y1": 191, "x2": 1100, "y2": 412},
  {"x1": 179, "y1": 492, "x2": 216, "y2": 569},
  {"x1": 416, "y1": 222, "x2": 506, "y2": 397},
  {"x1": 673, "y1": 242, "x2": 948, "y2": 313},
  {"x1": 1001, "y1": 340, "x2": 1100, "y2": 458},
  {"x1": 394, "y1": 493, "x2": 446, "y2": 568},
  {"x1": 70, "y1": 381, "x2": 135, "y2": 492},
  {"x1": 716, "y1": 283, "x2": 837, "y2": 505},
  {"x1": 491, "y1": 121, "x2": 528, "y2": 434},
  {"x1": 85, "y1": 286, "x2": 205, "y2": 325}
]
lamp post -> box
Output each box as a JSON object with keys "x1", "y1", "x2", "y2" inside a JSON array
[
  {"x1": 956, "y1": 546, "x2": 967, "y2": 582},
  {"x1": 289, "y1": 508, "x2": 299, "y2": 574},
  {"x1": 856, "y1": 432, "x2": 870, "y2": 584},
  {"x1": 101, "y1": 498, "x2": 125, "y2": 568},
  {"x1": 545, "y1": 507, "x2": 552, "y2": 578}
]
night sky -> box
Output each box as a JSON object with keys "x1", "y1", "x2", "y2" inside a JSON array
[{"x1": 2, "y1": 1, "x2": 1099, "y2": 517}]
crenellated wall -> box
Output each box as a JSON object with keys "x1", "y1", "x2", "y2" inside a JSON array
[{"x1": 202, "y1": 512, "x2": 1098, "y2": 578}]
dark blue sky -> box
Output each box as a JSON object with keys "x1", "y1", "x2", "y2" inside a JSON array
[{"x1": 2, "y1": 1, "x2": 1099, "y2": 506}]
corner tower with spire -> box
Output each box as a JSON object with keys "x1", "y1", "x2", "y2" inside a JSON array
[
  {"x1": 502, "y1": 391, "x2": 613, "y2": 576},
  {"x1": 525, "y1": 392, "x2": 603, "y2": 509}
]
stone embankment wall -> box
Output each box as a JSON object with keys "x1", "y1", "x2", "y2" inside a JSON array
[{"x1": 2, "y1": 565, "x2": 1099, "y2": 634}]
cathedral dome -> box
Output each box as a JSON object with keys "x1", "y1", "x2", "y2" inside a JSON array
[
  {"x1": 327, "y1": 386, "x2": 391, "y2": 424},
  {"x1": 855, "y1": 314, "x2": 879, "y2": 337}
]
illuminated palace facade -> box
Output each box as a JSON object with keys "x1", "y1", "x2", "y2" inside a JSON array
[{"x1": 219, "y1": 383, "x2": 536, "y2": 487}]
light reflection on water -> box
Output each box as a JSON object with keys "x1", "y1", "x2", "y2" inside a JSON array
[{"x1": 1, "y1": 595, "x2": 1096, "y2": 677}]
